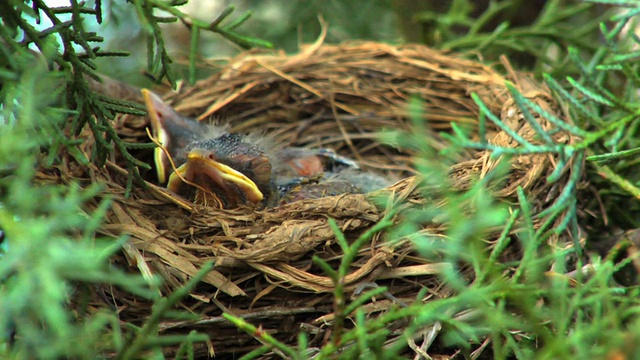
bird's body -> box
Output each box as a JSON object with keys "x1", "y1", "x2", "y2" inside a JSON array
[{"x1": 142, "y1": 89, "x2": 392, "y2": 208}]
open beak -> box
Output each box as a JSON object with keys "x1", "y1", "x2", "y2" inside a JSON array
[
  {"x1": 142, "y1": 89, "x2": 171, "y2": 183},
  {"x1": 167, "y1": 148, "x2": 264, "y2": 206},
  {"x1": 143, "y1": 88, "x2": 208, "y2": 185}
]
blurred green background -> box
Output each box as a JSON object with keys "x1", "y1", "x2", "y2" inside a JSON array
[
  {"x1": 37, "y1": 0, "x2": 590, "y2": 86},
  {"x1": 38, "y1": 0, "x2": 403, "y2": 85}
]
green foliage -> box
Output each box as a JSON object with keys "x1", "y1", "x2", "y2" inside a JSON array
[
  {"x1": 246, "y1": 0, "x2": 400, "y2": 52},
  {"x1": 0, "y1": 0, "x2": 269, "y2": 358},
  {"x1": 0, "y1": 0, "x2": 272, "y2": 193},
  {"x1": 2, "y1": 0, "x2": 149, "y2": 193},
  {"x1": 2, "y1": 0, "x2": 640, "y2": 358},
  {"x1": 559, "y1": 1, "x2": 640, "y2": 228},
  {"x1": 220, "y1": 2, "x2": 640, "y2": 357},
  {"x1": 130, "y1": 0, "x2": 273, "y2": 85},
  {"x1": 0, "y1": 46, "x2": 218, "y2": 359},
  {"x1": 399, "y1": 0, "x2": 610, "y2": 73}
]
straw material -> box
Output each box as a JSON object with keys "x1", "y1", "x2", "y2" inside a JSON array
[{"x1": 59, "y1": 39, "x2": 579, "y2": 357}]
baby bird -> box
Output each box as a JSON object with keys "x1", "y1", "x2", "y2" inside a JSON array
[
  {"x1": 142, "y1": 89, "x2": 393, "y2": 208},
  {"x1": 143, "y1": 89, "x2": 272, "y2": 207},
  {"x1": 279, "y1": 169, "x2": 393, "y2": 204}
]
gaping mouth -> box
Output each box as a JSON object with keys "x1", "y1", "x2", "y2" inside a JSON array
[{"x1": 167, "y1": 148, "x2": 264, "y2": 205}]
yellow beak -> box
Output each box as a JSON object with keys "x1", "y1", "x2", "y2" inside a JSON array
[
  {"x1": 142, "y1": 89, "x2": 171, "y2": 184},
  {"x1": 167, "y1": 148, "x2": 264, "y2": 205}
]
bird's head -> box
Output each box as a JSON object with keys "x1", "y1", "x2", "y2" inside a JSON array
[
  {"x1": 168, "y1": 134, "x2": 275, "y2": 208},
  {"x1": 142, "y1": 89, "x2": 211, "y2": 183},
  {"x1": 143, "y1": 89, "x2": 274, "y2": 208}
]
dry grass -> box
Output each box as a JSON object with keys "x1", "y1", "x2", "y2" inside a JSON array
[{"x1": 55, "y1": 39, "x2": 579, "y2": 357}]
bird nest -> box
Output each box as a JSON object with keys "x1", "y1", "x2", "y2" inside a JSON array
[{"x1": 70, "y1": 40, "x2": 578, "y2": 357}]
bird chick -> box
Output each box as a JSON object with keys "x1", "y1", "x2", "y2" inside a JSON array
[
  {"x1": 142, "y1": 89, "x2": 363, "y2": 208},
  {"x1": 272, "y1": 147, "x2": 360, "y2": 185},
  {"x1": 167, "y1": 134, "x2": 275, "y2": 207},
  {"x1": 143, "y1": 89, "x2": 273, "y2": 207},
  {"x1": 278, "y1": 169, "x2": 394, "y2": 205}
]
